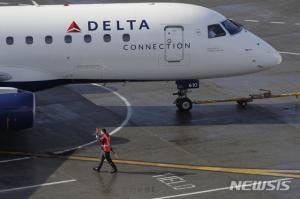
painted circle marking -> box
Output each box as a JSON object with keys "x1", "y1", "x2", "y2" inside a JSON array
[{"x1": 53, "y1": 83, "x2": 132, "y2": 154}]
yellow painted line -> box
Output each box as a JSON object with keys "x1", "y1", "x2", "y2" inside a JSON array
[
  {"x1": 1, "y1": 151, "x2": 300, "y2": 179},
  {"x1": 65, "y1": 155, "x2": 300, "y2": 179}
]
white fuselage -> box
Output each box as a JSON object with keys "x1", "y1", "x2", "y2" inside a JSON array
[{"x1": 0, "y1": 3, "x2": 281, "y2": 87}]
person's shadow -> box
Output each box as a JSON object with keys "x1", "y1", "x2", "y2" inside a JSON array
[{"x1": 97, "y1": 173, "x2": 118, "y2": 196}]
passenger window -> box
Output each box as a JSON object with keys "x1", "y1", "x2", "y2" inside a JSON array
[
  {"x1": 45, "y1": 36, "x2": 53, "y2": 44},
  {"x1": 208, "y1": 24, "x2": 226, "y2": 38},
  {"x1": 6, "y1": 37, "x2": 14, "y2": 45},
  {"x1": 26, "y1": 36, "x2": 33, "y2": 45},
  {"x1": 64, "y1": 35, "x2": 72, "y2": 44},
  {"x1": 84, "y1": 34, "x2": 92, "y2": 43},
  {"x1": 122, "y1": 34, "x2": 130, "y2": 42},
  {"x1": 222, "y1": 19, "x2": 243, "y2": 35},
  {"x1": 103, "y1": 34, "x2": 111, "y2": 43}
]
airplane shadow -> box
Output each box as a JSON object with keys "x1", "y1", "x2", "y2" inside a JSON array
[{"x1": 0, "y1": 84, "x2": 300, "y2": 199}]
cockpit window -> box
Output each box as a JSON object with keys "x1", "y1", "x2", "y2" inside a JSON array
[
  {"x1": 208, "y1": 24, "x2": 226, "y2": 38},
  {"x1": 221, "y1": 19, "x2": 243, "y2": 35}
]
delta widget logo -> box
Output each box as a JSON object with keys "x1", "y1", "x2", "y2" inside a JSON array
[{"x1": 67, "y1": 21, "x2": 81, "y2": 33}]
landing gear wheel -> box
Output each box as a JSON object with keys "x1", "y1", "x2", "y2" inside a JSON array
[
  {"x1": 237, "y1": 100, "x2": 248, "y2": 108},
  {"x1": 177, "y1": 98, "x2": 193, "y2": 112}
]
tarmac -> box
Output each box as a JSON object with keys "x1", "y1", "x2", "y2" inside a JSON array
[{"x1": 0, "y1": 0, "x2": 300, "y2": 199}]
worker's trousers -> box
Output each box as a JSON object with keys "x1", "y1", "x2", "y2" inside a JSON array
[{"x1": 97, "y1": 151, "x2": 117, "y2": 171}]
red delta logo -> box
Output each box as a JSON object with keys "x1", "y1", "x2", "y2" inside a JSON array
[{"x1": 67, "y1": 21, "x2": 81, "y2": 33}]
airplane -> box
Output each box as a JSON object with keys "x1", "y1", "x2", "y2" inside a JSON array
[{"x1": 0, "y1": 3, "x2": 282, "y2": 130}]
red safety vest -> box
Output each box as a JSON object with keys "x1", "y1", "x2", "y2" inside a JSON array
[{"x1": 100, "y1": 133, "x2": 111, "y2": 152}]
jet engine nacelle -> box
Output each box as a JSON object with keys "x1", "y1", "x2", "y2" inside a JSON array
[{"x1": 0, "y1": 88, "x2": 35, "y2": 131}]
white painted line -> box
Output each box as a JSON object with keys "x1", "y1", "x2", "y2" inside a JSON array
[
  {"x1": 53, "y1": 83, "x2": 132, "y2": 155},
  {"x1": 151, "y1": 178, "x2": 292, "y2": 199},
  {"x1": 0, "y1": 2, "x2": 8, "y2": 5},
  {"x1": 279, "y1": 51, "x2": 300, "y2": 56},
  {"x1": 93, "y1": 83, "x2": 132, "y2": 136},
  {"x1": 0, "y1": 179, "x2": 76, "y2": 193},
  {"x1": 53, "y1": 140, "x2": 99, "y2": 154},
  {"x1": 0, "y1": 157, "x2": 30, "y2": 163},
  {"x1": 270, "y1": 21, "x2": 286, "y2": 24},
  {"x1": 244, "y1": 19, "x2": 260, "y2": 23},
  {"x1": 296, "y1": 23, "x2": 300, "y2": 26}
]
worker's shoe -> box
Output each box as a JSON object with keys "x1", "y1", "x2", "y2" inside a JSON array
[
  {"x1": 110, "y1": 169, "x2": 118, "y2": 174},
  {"x1": 93, "y1": 167, "x2": 100, "y2": 172}
]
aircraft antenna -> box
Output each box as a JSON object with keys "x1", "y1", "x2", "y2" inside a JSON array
[
  {"x1": 31, "y1": 0, "x2": 39, "y2": 6},
  {"x1": 64, "y1": 1, "x2": 69, "y2": 6}
]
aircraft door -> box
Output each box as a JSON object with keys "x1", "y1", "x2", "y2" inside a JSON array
[{"x1": 164, "y1": 26, "x2": 184, "y2": 62}]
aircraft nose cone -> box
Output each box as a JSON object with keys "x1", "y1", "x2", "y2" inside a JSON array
[
  {"x1": 268, "y1": 50, "x2": 282, "y2": 66},
  {"x1": 275, "y1": 51, "x2": 282, "y2": 65},
  {"x1": 262, "y1": 46, "x2": 282, "y2": 68}
]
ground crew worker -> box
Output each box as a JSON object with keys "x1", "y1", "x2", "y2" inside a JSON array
[{"x1": 93, "y1": 128, "x2": 118, "y2": 174}]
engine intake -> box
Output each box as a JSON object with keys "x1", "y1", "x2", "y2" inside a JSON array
[{"x1": 0, "y1": 88, "x2": 35, "y2": 131}]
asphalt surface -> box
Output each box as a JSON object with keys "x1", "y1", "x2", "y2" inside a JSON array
[{"x1": 0, "y1": 0, "x2": 300, "y2": 199}]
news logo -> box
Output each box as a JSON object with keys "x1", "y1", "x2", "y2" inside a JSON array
[{"x1": 230, "y1": 179, "x2": 291, "y2": 191}]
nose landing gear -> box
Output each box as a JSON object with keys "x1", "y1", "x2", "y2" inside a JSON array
[
  {"x1": 174, "y1": 89, "x2": 193, "y2": 112},
  {"x1": 173, "y1": 80, "x2": 199, "y2": 112}
]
